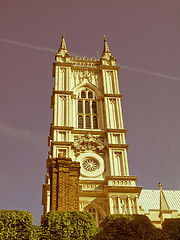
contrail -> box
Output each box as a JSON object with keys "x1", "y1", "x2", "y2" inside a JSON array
[
  {"x1": 0, "y1": 38, "x2": 180, "y2": 81},
  {"x1": 0, "y1": 38, "x2": 56, "y2": 53},
  {"x1": 118, "y1": 64, "x2": 180, "y2": 81}
]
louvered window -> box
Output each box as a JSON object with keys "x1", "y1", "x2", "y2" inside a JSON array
[
  {"x1": 78, "y1": 101, "x2": 83, "y2": 113},
  {"x1": 85, "y1": 101, "x2": 90, "y2": 113},
  {"x1": 93, "y1": 116, "x2": 98, "y2": 129},
  {"x1": 92, "y1": 101, "x2": 97, "y2": 114},
  {"x1": 77, "y1": 90, "x2": 98, "y2": 129},
  {"x1": 85, "y1": 116, "x2": 90, "y2": 129},
  {"x1": 78, "y1": 116, "x2": 83, "y2": 128}
]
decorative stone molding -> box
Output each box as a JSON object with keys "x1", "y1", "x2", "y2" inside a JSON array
[
  {"x1": 81, "y1": 183, "x2": 102, "y2": 191},
  {"x1": 73, "y1": 133, "x2": 105, "y2": 155},
  {"x1": 71, "y1": 69, "x2": 101, "y2": 87},
  {"x1": 112, "y1": 180, "x2": 132, "y2": 186}
]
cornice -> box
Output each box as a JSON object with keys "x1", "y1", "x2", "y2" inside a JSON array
[
  {"x1": 50, "y1": 126, "x2": 74, "y2": 131},
  {"x1": 100, "y1": 65, "x2": 119, "y2": 71},
  {"x1": 51, "y1": 141, "x2": 74, "y2": 146},
  {"x1": 105, "y1": 129, "x2": 127, "y2": 134},
  {"x1": 72, "y1": 129, "x2": 106, "y2": 136},
  {"x1": 104, "y1": 93, "x2": 123, "y2": 98},
  {"x1": 104, "y1": 186, "x2": 142, "y2": 195},
  {"x1": 106, "y1": 144, "x2": 129, "y2": 149},
  {"x1": 52, "y1": 90, "x2": 74, "y2": 95}
]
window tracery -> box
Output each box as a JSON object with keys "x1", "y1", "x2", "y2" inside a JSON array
[
  {"x1": 77, "y1": 89, "x2": 98, "y2": 129},
  {"x1": 88, "y1": 205, "x2": 104, "y2": 225}
]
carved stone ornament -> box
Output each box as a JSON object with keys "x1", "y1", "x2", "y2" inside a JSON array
[
  {"x1": 74, "y1": 133, "x2": 105, "y2": 155},
  {"x1": 71, "y1": 69, "x2": 101, "y2": 87}
]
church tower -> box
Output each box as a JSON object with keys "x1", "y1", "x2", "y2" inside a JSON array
[{"x1": 42, "y1": 34, "x2": 142, "y2": 225}]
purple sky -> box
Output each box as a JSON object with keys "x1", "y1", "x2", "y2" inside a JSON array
[{"x1": 0, "y1": 1, "x2": 180, "y2": 225}]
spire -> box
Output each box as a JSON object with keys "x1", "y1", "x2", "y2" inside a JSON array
[
  {"x1": 103, "y1": 35, "x2": 110, "y2": 53},
  {"x1": 57, "y1": 33, "x2": 71, "y2": 58},
  {"x1": 59, "y1": 33, "x2": 67, "y2": 50},
  {"x1": 159, "y1": 182, "x2": 170, "y2": 224},
  {"x1": 101, "y1": 35, "x2": 115, "y2": 63},
  {"x1": 159, "y1": 182, "x2": 170, "y2": 211}
]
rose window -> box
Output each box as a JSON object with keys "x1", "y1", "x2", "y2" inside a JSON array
[{"x1": 82, "y1": 158, "x2": 99, "y2": 172}]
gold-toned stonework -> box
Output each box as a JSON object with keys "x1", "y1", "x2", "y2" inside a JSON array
[{"x1": 42, "y1": 34, "x2": 180, "y2": 227}]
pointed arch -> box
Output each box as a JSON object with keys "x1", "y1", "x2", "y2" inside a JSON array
[
  {"x1": 74, "y1": 82, "x2": 102, "y2": 129},
  {"x1": 73, "y1": 79, "x2": 103, "y2": 98},
  {"x1": 84, "y1": 202, "x2": 106, "y2": 226}
]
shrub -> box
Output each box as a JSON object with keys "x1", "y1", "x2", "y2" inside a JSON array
[
  {"x1": 94, "y1": 214, "x2": 167, "y2": 240},
  {"x1": 0, "y1": 210, "x2": 34, "y2": 239},
  {"x1": 162, "y1": 218, "x2": 180, "y2": 240},
  {"x1": 31, "y1": 225, "x2": 42, "y2": 240},
  {"x1": 41, "y1": 211, "x2": 98, "y2": 240}
]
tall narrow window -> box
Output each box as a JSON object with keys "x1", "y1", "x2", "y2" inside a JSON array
[
  {"x1": 77, "y1": 89, "x2": 98, "y2": 129},
  {"x1": 85, "y1": 116, "x2": 90, "y2": 129},
  {"x1": 78, "y1": 101, "x2": 83, "y2": 113},
  {"x1": 93, "y1": 116, "x2": 98, "y2": 129},
  {"x1": 78, "y1": 116, "x2": 83, "y2": 128},
  {"x1": 85, "y1": 101, "x2": 90, "y2": 113},
  {"x1": 92, "y1": 101, "x2": 97, "y2": 114}
]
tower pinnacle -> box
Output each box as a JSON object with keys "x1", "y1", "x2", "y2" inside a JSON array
[
  {"x1": 57, "y1": 33, "x2": 70, "y2": 58},
  {"x1": 103, "y1": 35, "x2": 110, "y2": 53},
  {"x1": 59, "y1": 33, "x2": 67, "y2": 50},
  {"x1": 101, "y1": 35, "x2": 115, "y2": 62}
]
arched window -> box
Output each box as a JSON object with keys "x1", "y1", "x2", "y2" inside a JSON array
[
  {"x1": 78, "y1": 116, "x2": 83, "y2": 128},
  {"x1": 77, "y1": 89, "x2": 98, "y2": 129},
  {"x1": 92, "y1": 101, "x2": 97, "y2": 114},
  {"x1": 78, "y1": 101, "x2": 83, "y2": 113},
  {"x1": 85, "y1": 101, "x2": 90, "y2": 113},
  {"x1": 85, "y1": 116, "x2": 90, "y2": 129},
  {"x1": 86, "y1": 205, "x2": 104, "y2": 226},
  {"x1": 93, "y1": 116, "x2": 98, "y2": 129}
]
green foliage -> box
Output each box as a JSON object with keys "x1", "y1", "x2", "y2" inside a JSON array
[
  {"x1": 94, "y1": 214, "x2": 167, "y2": 240},
  {"x1": 31, "y1": 225, "x2": 42, "y2": 240},
  {"x1": 162, "y1": 218, "x2": 180, "y2": 240},
  {"x1": 0, "y1": 210, "x2": 34, "y2": 240},
  {"x1": 41, "y1": 211, "x2": 98, "y2": 240},
  {"x1": 2, "y1": 210, "x2": 179, "y2": 240}
]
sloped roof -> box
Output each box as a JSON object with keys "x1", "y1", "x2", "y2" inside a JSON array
[{"x1": 139, "y1": 189, "x2": 180, "y2": 214}]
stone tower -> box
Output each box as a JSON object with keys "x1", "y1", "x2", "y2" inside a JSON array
[{"x1": 42, "y1": 34, "x2": 142, "y2": 225}]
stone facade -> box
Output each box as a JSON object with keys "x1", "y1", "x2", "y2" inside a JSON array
[{"x1": 42, "y1": 34, "x2": 142, "y2": 224}]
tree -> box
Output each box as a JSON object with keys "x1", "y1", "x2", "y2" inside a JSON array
[
  {"x1": 0, "y1": 210, "x2": 34, "y2": 239},
  {"x1": 41, "y1": 211, "x2": 98, "y2": 240},
  {"x1": 94, "y1": 214, "x2": 167, "y2": 240},
  {"x1": 162, "y1": 218, "x2": 180, "y2": 240}
]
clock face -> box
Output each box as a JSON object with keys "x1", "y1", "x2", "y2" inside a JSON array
[
  {"x1": 82, "y1": 158, "x2": 99, "y2": 172},
  {"x1": 77, "y1": 153, "x2": 105, "y2": 178}
]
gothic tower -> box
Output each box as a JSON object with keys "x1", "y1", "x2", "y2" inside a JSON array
[{"x1": 42, "y1": 34, "x2": 142, "y2": 225}]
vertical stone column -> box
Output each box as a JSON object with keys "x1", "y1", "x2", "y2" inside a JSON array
[
  {"x1": 118, "y1": 196, "x2": 122, "y2": 214},
  {"x1": 47, "y1": 191, "x2": 50, "y2": 213},
  {"x1": 135, "y1": 196, "x2": 139, "y2": 214},
  {"x1": 128, "y1": 196, "x2": 132, "y2": 214},
  {"x1": 109, "y1": 196, "x2": 114, "y2": 214}
]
